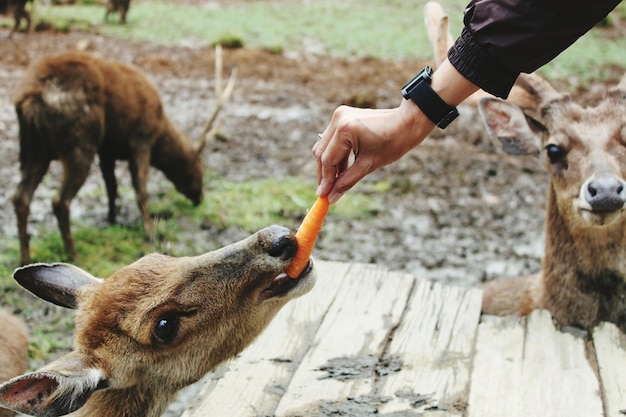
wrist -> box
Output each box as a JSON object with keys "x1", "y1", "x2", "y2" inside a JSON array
[
  {"x1": 401, "y1": 66, "x2": 459, "y2": 129},
  {"x1": 398, "y1": 97, "x2": 435, "y2": 148},
  {"x1": 430, "y1": 59, "x2": 480, "y2": 107}
]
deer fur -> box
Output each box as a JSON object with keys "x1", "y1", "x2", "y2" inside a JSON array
[
  {"x1": 12, "y1": 49, "x2": 234, "y2": 265},
  {"x1": 479, "y1": 72, "x2": 626, "y2": 332},
  {"x1": 0, "y1": 311, "x2": 28, "y2": 417},
  {"x1": 0, "y1": 0, "x2": 31, "y2": 37},
  {"x1": 104, "y1": 0, "x2": 130, "y2": 24},
  {"x1": 0, "y1": 225, "x2": 315, "y2": 417}
]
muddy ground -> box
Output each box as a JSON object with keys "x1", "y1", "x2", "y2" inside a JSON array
[
  {"x1": 0, "y1": 30, "x2": 551, "y2": 285},
  {"x1": 0, "y1": 20, "x2": 623, "y2": 417}
]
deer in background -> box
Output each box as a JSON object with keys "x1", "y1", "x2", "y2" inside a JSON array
[
  {"x1": 104, "y1": 0, "x2": 130, "y2": 24},
  {"x1": 0, "y1": 225, "x2": 316, "y2": 417},
  {"x1": 0, "y1": 310, "x2": 28, "y2": 417},
  {"x1": 0, "y1": 0, "x2": 31, "y2": 37},
  {"x1": 12, "y1": 46, "x2": 236, "y2": 264},
  {"x1": 479, "y1": 72, "x2": 626, "y2": 332}
]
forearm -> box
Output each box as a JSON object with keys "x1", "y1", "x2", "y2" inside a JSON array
[{"x1": 430, "y1": 59, "x2": 479, "y2": 107}]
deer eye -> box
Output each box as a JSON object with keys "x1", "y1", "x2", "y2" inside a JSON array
[
  {"x1": 545, "y1": 144, "x2": 566, "y2": 164},
  {"x1": 152, "y1": 314, "x2": 180, "y2": 345}
]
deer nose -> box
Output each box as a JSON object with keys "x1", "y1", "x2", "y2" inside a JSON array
[
  {"x1": 263, "y1": 225, "x2": 298, "y2": 260},
  {"x1": 584, "y1": 177, "x2": 626, "y2": 212}
]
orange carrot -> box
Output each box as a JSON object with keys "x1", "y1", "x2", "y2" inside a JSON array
[{"x1": 285, "y1": 196, "x2": 330, "y2": 278}]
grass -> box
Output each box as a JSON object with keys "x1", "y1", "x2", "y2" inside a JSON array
[
  {"x1": 0, "y1": 172, "x2": 383, "y2": 282},
  {"x1": 5, "y1": 0, "x2": 626, "y2": 365},
  {"x1": 0, "y1": 172, "x2": 383, "y2": 363},
  {"x1": 26, "y1": 0, "x2": 626, "y2": 80}
]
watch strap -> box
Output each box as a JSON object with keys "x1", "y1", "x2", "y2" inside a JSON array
[{"x1": 402, "y1": 69, "x2": 459, "y2": 129}]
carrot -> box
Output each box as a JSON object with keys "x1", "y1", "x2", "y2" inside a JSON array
[{"x1": 285, "y1": 196, "x2": 330, "y2": 278}]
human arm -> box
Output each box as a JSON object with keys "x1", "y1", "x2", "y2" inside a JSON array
[
  {"x1": 313, "y1": 59, "x2": 478, "y2": 203},
  {"x1": 314, "y1": 0, "x2": 621, "y2": 202},
  {"x1": 451, "y1": 0, "x2": 622, "y2": 97}
]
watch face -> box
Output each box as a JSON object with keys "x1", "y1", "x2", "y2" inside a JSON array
[{"x1": 402, "y1": 67, "x2": 433, "y2": 99}]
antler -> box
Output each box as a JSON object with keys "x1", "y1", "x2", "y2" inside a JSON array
[
  {"x1": 607, "y1": 73, "x2": 626, "y2": 102},
  {"x1": 515, "y1": 73, "x2": 564, "y2": 105},
  {"x1": 195, "y1": 44, "x2": 238, "y2": 152},
  {"x1": 423, "y1": 1, "x2": 492, "y2": 106},
  {"x1": 618, "y1": 73, "x2": 626, "y2": 91},
  {"x1": 424, "y1": 1, "x2": 454, "y2": 68}
]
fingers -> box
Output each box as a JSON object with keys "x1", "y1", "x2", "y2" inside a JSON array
[
  {"x1": 312, "y1": 105, "x2": 376, "y2": 203},
  {"x1": 326, "y1": 159, "x2": 371, "y2": 203},
  {"x1": 314, "y1": 130, "x2": 370, "y2": 203},
  {"x1": 313, "y1": 133, "x2": 327, "y2": 186},
  {"x1": 313, "y1": 129, "x2": 344, "y2": 199}
]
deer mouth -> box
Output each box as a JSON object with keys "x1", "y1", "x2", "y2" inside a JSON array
[
  {"x1": 258, "y1": 260, "x2": 315, "y2": 301},
  {"x1": 578, "y1": 207, "x2": 624, "y2": 226},
  {"x1": 575, "y1": 198, "x2": 625, "y2": 226}
]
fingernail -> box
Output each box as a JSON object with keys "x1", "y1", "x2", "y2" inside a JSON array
[{"x1": 328, "y1": 193, "x2": 341, "y2": 204}]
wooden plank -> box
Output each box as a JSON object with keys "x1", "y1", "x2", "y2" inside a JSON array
[
  {"x1": 273, "y1": 263, "x2": 415, "y2": 416},
  {"x1": 377, "y1": 280, "x2": 483, "y2": 416},
  {"x1": 593, "y1": 321, "x2": 626, "y2": 417},
  {"x1": 468, "y1": 310, "x2": 603, "y2": 417},
  {"x1": 183, "y1": 261, "x2": 351, "y2": 417}
]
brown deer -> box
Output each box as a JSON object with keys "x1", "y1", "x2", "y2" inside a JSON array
[
  {"x1": 12, "y1": 47, "x2": 236, "y2": 265},
  {"x1": 0, "y1": 310, "x2": 28, "y2": 417},
  {"x1": 0, "y1": 225, "x2": 316, "y2": 417},
  {"x1": 0, "y1": 0, "x2": 31, "y2": 37},
  {"x1": 479, "y1": 72, "x2": 626, "y2": 332},
  {"x1": 104, "y1": 0, "x2": 130, "y2": 24}
]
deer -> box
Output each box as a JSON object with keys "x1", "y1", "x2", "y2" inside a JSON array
[
  {"x1": 0, "y1": 224, "x2": 316, "y2": 417},
  {"x1": 478, "y1": 72, "x2": 626, "y2": 332},
  {"x1": 0, "y1": 0, "x2": 31, "y2": 38},
  {"x1": 104, "y1": 0, "x2": 130, "y2": 24},
  {"x1": 422, "y1": 2, "x2": 626, "y2": 331},
  {"x1": 0, "y1": 310, "x2": 28, "y2": 417},
  {"x1": 12, "y1": 46, "x2": 236, "y2": 265}
]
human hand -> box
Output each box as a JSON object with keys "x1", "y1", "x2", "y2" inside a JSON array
[{"x1": 313, "y1": 99, "x2": 434, "y2": 203}]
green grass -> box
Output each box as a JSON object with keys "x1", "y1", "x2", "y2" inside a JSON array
[
  {"x1": 6, "y1": 0, "x2": 626, "y2": 364},
  {"x1": 0, "y1": 172, "x2": 383, "y2": 283},
  {"x1": 0, "y1": 173, "x2": 383, "y2": 365},
  {"x1": 29, "y1": 0, "x2": 626, "y2": 80}
]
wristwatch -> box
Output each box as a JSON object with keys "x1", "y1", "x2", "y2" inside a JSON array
[{"x1": 401, "y1": 66, "x2": 459, "y2": 129}]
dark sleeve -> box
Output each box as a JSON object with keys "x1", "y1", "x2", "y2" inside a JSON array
[{"x1": 447, "y1": 0, "x2": 621, "y2": 98}]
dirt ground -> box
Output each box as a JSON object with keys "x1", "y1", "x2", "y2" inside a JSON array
[
  {"x1": 0, "y1": 29, "x2": 551, "y2": 285},
  {"x1": 0, "y1": 21, "x2": 622, "y2": 417}
]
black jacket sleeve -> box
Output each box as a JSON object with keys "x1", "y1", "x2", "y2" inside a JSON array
[{"x1": 448, "y1": 0, "x2": 621, "y2": 98}]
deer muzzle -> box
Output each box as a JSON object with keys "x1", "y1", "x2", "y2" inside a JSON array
[{"x1": 577, "y1": 176, "x2": 626, "y2": 225}]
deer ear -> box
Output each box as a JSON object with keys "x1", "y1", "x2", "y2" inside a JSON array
[
  {"x1": 13, "y1": 263, "x2": 103, "y2": 309},
  {"x1": 478, "y1": 97, "x2": 545, "y2": 157},
  {"x1": 0, "y1": 353, "x2": 108, "y2": 417}
]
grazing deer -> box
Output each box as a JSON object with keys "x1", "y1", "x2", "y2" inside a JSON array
[
  {"x1": 0, "y1": 0, "x2": 31, "y2": 37},
  {"x1": 0, "y1": 225, "x2": 316, "y2": 417},
  {"x1": 479, "y1": 72, "x2": 626, "y2": 332},
  {"x1": 104, "y1": 0, "x2": 130, "y2": 24},
  {"x1": 12, "y1": 47, "x2": 236, "y2": 264},
  {"x1": 0, "y1": 310, "x2": 28, "y2": 417}
]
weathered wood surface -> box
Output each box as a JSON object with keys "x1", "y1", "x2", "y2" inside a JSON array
[
  {"x1": 182, "y1": 261, "x2": 626, "y2": 417},
  {"x1": 594, "y1": 322, "x2": 626, "y2": 417},
  {"x1": 468, "y1": 311, "x2": 602, "y2": 417}
]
